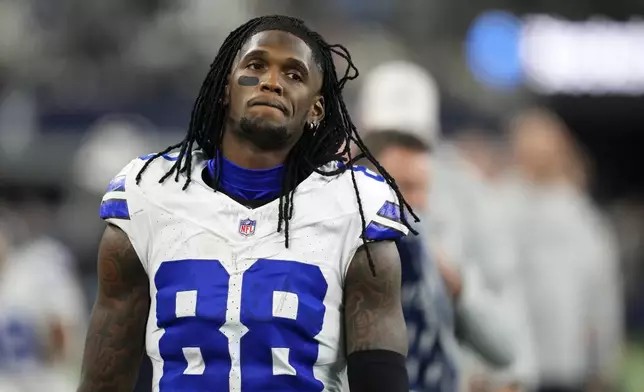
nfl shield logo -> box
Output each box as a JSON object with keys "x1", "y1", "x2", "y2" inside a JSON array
[{"x1": 239, "y1": 218, "x2": 256, "y2": 236}]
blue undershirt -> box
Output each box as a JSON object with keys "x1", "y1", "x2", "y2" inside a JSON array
[{"x1": 207, "y1": 156, "x2": 284, "y2": 201}]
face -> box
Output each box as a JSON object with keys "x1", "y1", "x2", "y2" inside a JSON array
[
  {"x1": 511, "y1": 116, "x2": 568, "y2": 180},
  {"x1": 378, "y1": 146, "x2": 431, "y2": 212},
  {"x1": 226, "y1": 30, "x2": 325, "y2": 151}
]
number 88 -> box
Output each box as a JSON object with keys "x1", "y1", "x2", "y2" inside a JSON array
[{"x1": 154, "y1": 258, "x2": 328, "y2": 392}]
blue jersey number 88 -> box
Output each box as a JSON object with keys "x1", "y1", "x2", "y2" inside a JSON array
[{"x1": 155, "y1": 258, "x2": 328, "y2": 392}]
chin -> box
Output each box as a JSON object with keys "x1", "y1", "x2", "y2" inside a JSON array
[
  {"x1": 246, "y1": 113, "x2": 286, "y2": 129},
  {"x1": 238, "y1": 116, "x2": 292, "y2": 151}
]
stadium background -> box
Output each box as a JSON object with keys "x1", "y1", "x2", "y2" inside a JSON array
[{"x1": 0, "y1": 0, "x2": 643, "y2": 391}]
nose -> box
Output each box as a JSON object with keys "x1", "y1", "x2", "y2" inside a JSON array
[{"x1": 260, "y1": 69, "x2": 283, "y2": 95}]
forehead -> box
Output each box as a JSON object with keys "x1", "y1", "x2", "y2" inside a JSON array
[{"x1": 239, "y1": 30, "x2": 317, "y2": 68}]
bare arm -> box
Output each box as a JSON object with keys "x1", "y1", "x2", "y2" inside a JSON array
[
  {"x1": 345, "y1": 241, "x2": 407, "y2": 355},
  {"x1": 344, "y1": 241, "x2": 409, "y2": 390},
  {"x1": 77, "y1": 224, "x2": 150, "y2": 392}
]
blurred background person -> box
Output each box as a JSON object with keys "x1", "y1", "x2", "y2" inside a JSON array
[
  {"x1": 441, "y1": 128, "x2": 539, "y2": 392},
  {"x1": 503, "y1": 109, "x2": 623, "y2": 392},
  {"x1": 0, "y1": 202, "x2": 86, "y2": 392}
]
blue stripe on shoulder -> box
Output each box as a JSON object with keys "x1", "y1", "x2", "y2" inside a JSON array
[
  {"x1": 139, "y1": 153, "x2": 179, "y2": 161},
  {"x1": 100, "y1": 199, "x2": 130, "y2": 220},
  {"x1": 376, "y1": 201, "x2": 402, "y2": 224},
  {"x1": 106, "y1": 175, "x2": 126, "y2": 193},
  {"x1": 351, "y1": 165, "x2": 386, "y2": 182},
  {"x1": 363, "y1": 221, "x2": 405, "y2": 241}
]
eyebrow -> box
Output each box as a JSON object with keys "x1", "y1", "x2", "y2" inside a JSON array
[{"x1": 241, "y1": 49, "x2": 310, "y2": 75}]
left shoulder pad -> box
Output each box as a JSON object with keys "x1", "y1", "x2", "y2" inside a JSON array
[{"x1": 350, "y1": 165, "x2": 409, "y2": 242}]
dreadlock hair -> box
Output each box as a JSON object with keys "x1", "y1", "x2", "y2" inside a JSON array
[{"x1": 135, "y1": 15, "x2": 419, "y2": 275}]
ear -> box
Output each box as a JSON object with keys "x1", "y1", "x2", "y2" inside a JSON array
[{"x1": 308, "y1": 95, "x2": 325, "y2": 125}]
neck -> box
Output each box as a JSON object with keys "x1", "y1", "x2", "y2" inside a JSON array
[
  {"x1": 221, "y1": 124, "x2": 291, "y2": 169},
  {"x1": 207, "y1": 153, "x2": 284, "y2": 201},
  {"x1": 207, "y1": 130, "x2": 287, "y2": 201}
]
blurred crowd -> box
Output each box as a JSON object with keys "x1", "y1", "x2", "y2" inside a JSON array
[{"x1": 1, "y1": 1, "x2": 643, "y2": 392}]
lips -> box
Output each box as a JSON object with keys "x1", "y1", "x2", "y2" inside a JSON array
[{"x1": 248, "y1": 97, "x2": 288, "y2": 114}]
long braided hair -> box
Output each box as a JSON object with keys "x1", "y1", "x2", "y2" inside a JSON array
[{"x1": 136, "y1": 15, "x2": 419, "y2": 275}]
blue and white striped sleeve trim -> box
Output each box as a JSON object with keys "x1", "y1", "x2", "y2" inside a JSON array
[
  {"x1": 100, "y1": 175, "x2": 130, "y2": 220},
  {"x1": 362, "y1": 200, "x2": 408, "y2": 242}
]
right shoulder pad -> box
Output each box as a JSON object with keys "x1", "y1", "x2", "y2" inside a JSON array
[
  {"x1": 100, "y1": 159, "x2": 139, "y2": 222},
  {"x1": 99, "y1": 158, "x2": 150, "y2": 271}
]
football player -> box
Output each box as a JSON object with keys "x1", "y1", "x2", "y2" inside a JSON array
[{"x1": 77, "y1": 15, "x2": 418, "y2": 392}]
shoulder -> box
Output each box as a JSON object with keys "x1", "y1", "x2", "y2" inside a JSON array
[
  {"x1": 332, "y1": 164, "x2": 409, "y2": 242},
  {"x1": 321, "y1": 163, "x2": 396, "y2": 206},
  {"x1": 99, "y1": 150, "x2": 200, "y2": 221},
  {"x1": 99, "y1": 156, "x2": 147, "y2": 221},
  {"x1": 100, "y1": 151, "x2": 206, "y2": 210},
  {"x1": 117, "y1": 150, "x2": 206, "y2": 180},
  {"x1": 101, "y1": 152, "x2": 175, "y2": 195},
  {"x1": 99, "y1": 151, "x2": 206, "y2": 271},
  {"x1": 127, "y1": 151, "x2": 193, "y2": 186}
]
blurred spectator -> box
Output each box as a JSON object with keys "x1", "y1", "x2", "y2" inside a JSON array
[
  {"x1": 0, "y1": 206, "x2": 86, "y2": 392},
  {"x1": 504, "y1": 108, "x2": 623, "y2": 392},
  {"x1": 359, "y1": 131, "x2": 432, "y2": 211},
  {"x1": 438, "y1": 128, "x2": 538, "y2": 392}
]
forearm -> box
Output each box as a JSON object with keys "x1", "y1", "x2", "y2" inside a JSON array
[
  {"x1": 345, "y1": 302, "x2": 409, "y2": 392},
  {"x1": 77, "y1": 298, "x2": 148, "y2": 392},
  {"x1": 345, "y1": 242, "x2": 409, "y2": 392}
]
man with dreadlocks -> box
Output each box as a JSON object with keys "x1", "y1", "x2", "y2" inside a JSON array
[{"x1": 77, "y1": 15, "x2": 418, "y2": 392}]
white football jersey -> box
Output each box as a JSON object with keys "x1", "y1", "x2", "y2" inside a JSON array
[{"x1": 100, "y1": 151, "x2": 408, "y2": 392}]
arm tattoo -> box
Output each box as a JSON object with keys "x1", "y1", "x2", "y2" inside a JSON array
[
  {"x1": 77, "y1": 224, "x2": 150, "y2": 392},
  {"x1": 344, "y1": 241, "x2": 407, "y2": 355}
]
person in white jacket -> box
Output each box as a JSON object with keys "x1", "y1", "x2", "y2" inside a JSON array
[
  {"x1": 504, "y1": 108, "x2": 623, "y2": 392},
  {"x1": 433, "y1": 129, "x2": 538, "y2": 392}
]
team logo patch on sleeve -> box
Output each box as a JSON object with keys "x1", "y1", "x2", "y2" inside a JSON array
[{"x1": 239, "y1": 218, "x2": 257, "y2": 236}]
